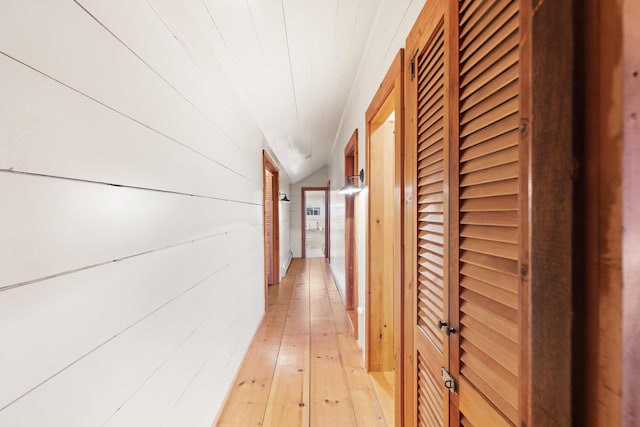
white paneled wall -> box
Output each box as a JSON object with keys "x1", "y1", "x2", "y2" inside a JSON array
[
  {"x1": 278, "y1": 172, "x2": 292, "y2": 278},
  {"x1": 0, "y1": 1, "x2": 286, "y2": 426},
  {"x1": 327, "y1": 0, "x2": 425, "y2": 350},
  {"x1": 329, "y1": 188, "x2": 347, "y2": 302},
  {"x1": 289, "y1": 166, "x2": 329, "y2": 258}
]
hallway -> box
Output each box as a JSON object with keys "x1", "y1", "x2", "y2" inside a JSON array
[{"x1": 215, "y1": 259, "x2": 388, "y2": 426}]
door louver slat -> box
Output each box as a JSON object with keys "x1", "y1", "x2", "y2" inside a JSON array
[
  {"x1": 460, "y1": 64, "x2": 519, "y2": 112},
  {"x1": 460, "y1": 29, "x2": 518, "y2": 80},
  {"x1": 418, "y1": 351, "x2": 444, "y2": 427},
  {"x1": 461, "y1": 416, "x2": 474, "y2": 427},
  {"x1": 460, "y1": 1, "x2": 517, "y2": 58}
]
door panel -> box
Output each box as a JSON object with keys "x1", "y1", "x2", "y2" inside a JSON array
[
  {"x1": 416, "y1": 17, "x2": 446, "y2": 357},
  {"x1": 406, "y1": 0, "x2": 449, "y2": 426},
  {"x1": 456, "y1": 1, "x2": 520, "y2": 425},
  {"x1": 405, "y1": 0, "x2": 526, "y2": 426},
  {"x1": 263, "y1": 152, "x2": 280, "y2": 289},
  {"x1": 265, "y1": 169, "x2": 273, "y2": 285}
]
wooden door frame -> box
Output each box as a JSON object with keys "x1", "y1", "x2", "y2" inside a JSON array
[
  {"x1": 344, "y1": 130, "x2": 359, "y2": 338},
  {"x1": 344, "y1": 130, "x2": 359, "y2": 312},
  {"x1": 365, "y1": 49, "x2": 404, "y2": 427},
  {"x1": 301, "y1": 187, "x2": 330, "y2": 260},
  {"x1": 263, "y1": 151, "x2": 280, "y2": 310}
]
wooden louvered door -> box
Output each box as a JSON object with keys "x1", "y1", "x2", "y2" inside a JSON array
[
  {"x1": 263, "y1": 151, "x2": 280, "y2": 291},
  {"x1": 404, "y1": 0, "x2": 450, "y2": 425},
  {"x1": 405, "y1": 0, "x2": 529, "y2": 426},
  {"x1": 454, "y1": 1, "x2": 524, "y2": 425},
  {"x1": 264, "y1": 169, "x2": 274, "y2": 285}
]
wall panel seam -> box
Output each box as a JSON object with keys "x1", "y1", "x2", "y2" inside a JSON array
[
  {"x1": 99, "y1": 259, "x2": 262, "y2": 427},
  {"x1": 0, "y1": 169, "x2": 262, "y2": 206},
  {"x1": 70, "y1": 0, "x2": 258, "y2": 162},
  {"x1": 0, "y1": 50, "x2": 259, "y2": 186},
  {"x1": 0, "y1": 225, "x2": 260, "y2": 293},
  {"x1": 0, "y1": 250, "x2": 257, "y2": 414}
]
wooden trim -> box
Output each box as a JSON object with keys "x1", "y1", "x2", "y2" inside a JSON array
[
  {"x1": 405, "y1": 0, "x2": 445, "y2": 69},
  {"x1": 263, "y1": 151, "x2": 280, "y2": 310},
  {"x1": 518, "y1": 0, "x2": 532, "y2": 425},
  {"x1": 301, "y1": 187, "x2": 330, "y2": 260},
  {"x1": 529, "y1": 0, "x2": 574, "y2": 425},
  {"x1": 393, "y1": 52, "x2": 405, "y2": 427},
  {"x1": 446, "y1": 2, "x2": 459, "y2": 424},
  {"x1": 365, "y1": 52, "x2": 403, "y2": 129},
  {"x1": 574, "y1": 2, "x2": 597, "y2": 424},
  {"x1": 301, "y1": 189, "x2": 305, "y2": 260},
  {"x1": 344, "y1": 130, "x2": 359, "y2": 314},
  {"x1": 365, "y1": 49, "x2": 404, "y2": 427},
  {"x1": 264, "y1": 151, "x2": 280, "y2": 174},
  {"x1": 403, "y1": 46, "x2": 417, "y2": 427}
]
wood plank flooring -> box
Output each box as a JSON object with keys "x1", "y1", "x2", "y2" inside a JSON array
[{"x1": 214, "y1": 258, "x2": 388, "y2": 426}]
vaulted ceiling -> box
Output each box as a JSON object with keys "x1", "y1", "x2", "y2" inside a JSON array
[{"x1": 149, "y1": 0, "x2": 383, "y2": 183}]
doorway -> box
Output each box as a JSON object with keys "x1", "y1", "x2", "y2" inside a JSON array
[
  {"x1": 304, "y1": 191, "x2": 326, "y2": 258},
  {"x1": 365, "y1": 50, "x2": 404, "y2": 427},
  {"x1": 301, "y1": 187, "x2": 329, "y2": 260},
  {"x1": 263, "y1": 151, "x2": 280, "y2": 310}
]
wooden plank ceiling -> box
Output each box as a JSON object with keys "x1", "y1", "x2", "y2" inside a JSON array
[{"x1": 148, "y1": 0, "x2": 383, "y2": 183}]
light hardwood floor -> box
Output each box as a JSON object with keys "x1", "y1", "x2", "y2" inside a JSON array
[{"x1": 214, "y1": 258, "x2": 388, "y2": 426}]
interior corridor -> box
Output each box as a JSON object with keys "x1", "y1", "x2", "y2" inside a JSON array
[{"x1": 214, "y1": 258, "x2": 389, "y2": 426}]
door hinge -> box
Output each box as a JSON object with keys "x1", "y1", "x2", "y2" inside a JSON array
[
  {"x1": 441, "y1": 367, "x2": 458, "y2": 394},
  {"x1": 410, "y1": 49, "x2": 418, "y2": 81}
]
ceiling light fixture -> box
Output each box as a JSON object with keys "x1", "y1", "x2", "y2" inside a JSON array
[{"x1": 338, "y1": 169, "x2": 365, "y2": 195}]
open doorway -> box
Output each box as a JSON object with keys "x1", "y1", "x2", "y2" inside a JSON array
[
  {"x1": 304, "y1": 191, "x2": 326, "y2": 257},
  {"x1": 365, "y1": 50, "x2": 404, "y2": 426},
  {"x1": 263, "y1": 151, "x2": 280, "y2": 311},
  {"x1": 301, "y1": 187, "x2": 329, "y2": 259}
]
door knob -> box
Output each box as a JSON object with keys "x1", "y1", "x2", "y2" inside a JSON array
[{"x1": 437, "y1": 319, "x2": 456, "y2": 336}]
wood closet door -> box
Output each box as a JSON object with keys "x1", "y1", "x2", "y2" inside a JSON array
[
  {"x1": 405, "y1": 0, "x2": 528, "y2": 426},
  {"x1": 455, "y1": 1, "x2": 523, "y2": 425},
  {"x1": 264, "y1": 169, "x2": 274, "y2": 285},
  {"x1": 405, "y1": 0, "x2": 450, "y2": 425}
]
